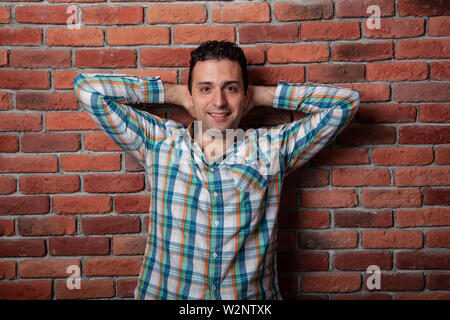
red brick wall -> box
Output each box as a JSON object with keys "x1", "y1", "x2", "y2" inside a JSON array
[{"x1": 0, "y1": 0, "x2": 449, "y2": 300}]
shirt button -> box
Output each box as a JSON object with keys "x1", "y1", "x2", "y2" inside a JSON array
[
  {"x1": 212, "y1": 252, "x2": 218, "y2": 258},
  {"x1": 211, "y1": 285, "x2": 216, "y2": 291},
  {"x1": 214, "y1": 220, "x2": 219, "y2": 226},
  {"x1": 213, "y1": 191, "x2": 218, "y2": 197}
]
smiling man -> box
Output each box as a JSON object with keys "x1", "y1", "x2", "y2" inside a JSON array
[{"x1": 73, "y1": 40, "x2": 360, "y2": 300}]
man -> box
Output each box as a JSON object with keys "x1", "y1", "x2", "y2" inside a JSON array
[{"x1": 73, "y1": 40, "x2": 360, "y2": 300}]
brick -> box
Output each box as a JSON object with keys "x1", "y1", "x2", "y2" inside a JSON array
[
  {"x1": 0, "y1": 176, "x2": 16, "y2": 194},
  {"x1": 429, "y1": 17, "x2": 450, "y2": 36},
  {"x1": 277, "y1": 252, "x2": 329, "y2": 272},
  {"x1": 60, "y1": 154, "x2": 120, "y2": 172},
  {"x1": 75, "y1": 49, "x2": 136, "y2": 68},
  {"x1": 0, "y1": 135, "x2": 18, "y2": 153},
  {"x1": 284, "y1": 169, "x2": 329, "y2": 188},
  {"x1": 362, "y1": 230, "x2": 423, "y2": 248},
  {"x1": 395, "y1": 168, "x2": 450, "y2": 186},
  {"x1": 312, "y1": 148, "x2": 369, "y2": 166},
  {"x1": 0, "y1": 281, "x2": 52, "y2": 300},
  {"x1": 0, "y1": 114, "x2": 41, "y2": 132},
  {"x1": 362, "y1": 189, "x2": 421, "y2": 208},
  {"x1": 0, "y1": 239, "x2": 45, "y2": 257},
  {"x1": 16, "y1": 5, "x2": 69, "y2": 24},
  {"x1": 22, "y1": 133, "x2": 81, "y2": 153},
  {"x1": 0, "y1": 28, "x2": 42, "y2": 45},
  {"x1": 248, "y1": 66, "x2": 305, "y2": 85},
  {"x1": 363, "y1": 273, "x2": 424, "y2": 291},
  {"x1": 117, "y1": 278, "x2": 138, "y2": 298},
  {"x1": 0, "y1": 156, "x2": 57, "y2": 173},
  {"x1": 267, "y1": 44, "x2": 329, "y2": 63},
  {"x1": 398, "y1": 125, "x2": 450, "y2": 144},
  {"x1": 396, "y1": 39, "x2": 450, "y2": 59},
  {"x1": 398, "y1": 0, "x2": 450, "y2": 16},
  {"x1": 332, "y1": 168, "x2": 390, "y2": 187},
  {"x1": 364, "y1": 18, "x2": 425, "y2": 38},
  {"x1": 308, "y1": 64, "x2": 364, "y2": 83},
  {"x1": 239, "y1": 25, "x2": 299, "y2": 44},
  {"x1": 334, "y1": 251, "x2": 392, "y2": 270},
  {"x1": 17, "y1": 92, "x2": 78, "y2": 111},
  {"x1": 394, "y1": 83, "x2": 450, "y2": 102},
  {"x1": 0, "y1": 196, "x2": 49, "y2": 215},
  {"x1": 84, "y1": 174, "x2": 144, "y2": 193},
  {"x1": 424, "y1": 188, "x2": 450, "y2": 206},
  {"x1": 0, "y1": 6, "x2": 10, "y2": 23},
  {"x1": 430, "y1": 62, "x2": 450, "y2": 80},
  {"x1": 141, "y1": 48, "x2": 192, "y2": 67},
  {"x1": 19, "y1": 259, "x2": 79, "y2": 278},
  {"x1": 435, "y1": 146, "x2": 450, "y2": 164},
  {"x1": 337, "y1": 125, "x2": 396, "y2": 145},
  {"x1": 125, "y1": 153, "x2": 146, "y2": 172},
  {"x1": 147, "y1": 4, "x2": 206, "y2": 23},
  {"x1": 113, "y1": 236, "x2": 146, "y2": 255},
  {"x1": 84, "y1": 257, "x2": 141, "y2": 276},
  {"x1": 0, "y1": 219, "x2": 15, "y2": 236},
  {"x1": 45, "y1": 112, "x2": 98, "y2": 131},
  {"x1": 427, "y1": 273, "x2": 450, "y2": 290},
  {"x1": 19, "y1": 175, "x2": 80, "y2": 194},
  {"x1": 278, "y1": 210, "x2": 330, "y2": 229},
  {"x1": 397, "y1": 208, "x2": 450, "y2": 227},
  {"x1": 82, "y1": 216, "x2": 140, "y2": 235},
  {"x1": 426, "y1": 230, "x2": 450, "y2": 248},
  {"x1": 18, "y1": 216, "x2": 76, "y2": 236},
  {"x1": 0, "y1": 92, "x2": 12, "y2": 110},
  {"x1": 212, "y1": 2, "x2": 269, "y2": 23},
  {"x1": 337, "y1": 0, "x2": 395, "y2": 17},
  {"x1": 53, "y1": 195, "x2": 112, "y2": 214},
  {"x1": 114, "y1": 195, "x2": 150, "y2": 214},
  {"x1": 334, "y1": 210, "x2": 393, "y2": 228},
  {"x1": 274, "y1": 0, "x2": 333, "y2": 21},
  {"x1": 333, "y1": 42, "x2": 393, "y2": 62},
  {"x1": 299, "y1": 231, "x2": 358, "y2": 249},
  {"x1": 55, "y1": 279, "x2": 115, "y2": 300},
  {"x1": 0, "y1": 70, "x2": 49, "y2": 89},
  {"x1": 49, "y1": 237, "x2": 110, "y2": 256},
  {"x1": 396, "y1": 292, "x2": 450, "y2": 300},
  {"x1": 339, "y1": 84, "x2": 390, "y2": 102},
  {"x1": 47, "y1": 27, "x2": 103, "y2": 47},
  {"x1": 301, "y1": 21, "x2": 360, "y2": 41},
  {"x1": 366, "y1": 62, "x2": 428, "y2": 81},
  {"x1": 0, "y1": 49, "x2": 8, "y2": 67},
  {"x1": 11, "y1": 49, "x2": 71, "y2": 68},
  {"x1": 419, "y1": 104, "x2": 450, "y2": 123},
  {"x1": 83, "y1": 5, "x2": 143, "y2": 25},
  {"x1": 300, "y1": 189, "x2": 358, "y2": 208},
  {"x1": 107, "y1": 27, "x2": 170, "y2": 46},
  {"x1": 302, "y1": 273, "x2": 361, "y2": 293},
  {"x1": 242, "y1": 46, "x2": 265, "y2": 65},
  {"x1": 173, "y1": 26, "x2": 235, "y2": 44},
  {"x1": 85, "y1": 132, "x2": 122, "y2": 151},
  {"x1": 357, "y1": 104, "x2": 416, "y2": 123},
  {"x1": 333, "y1": 293, "x2": 392, "y2": 300},
  {"x1": 397, "y1": 252, "x2": 450, "y2": 270},
  {"x1": 0, "y1": 261, "x2": 15, "y2": 280},
  {"x1": 373, "y1": 147, "x2": 433, "y2": 166}
]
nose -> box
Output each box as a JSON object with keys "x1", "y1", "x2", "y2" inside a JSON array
[{"x1": 212, "y1": 89, "x2": 227, "y2": 108}]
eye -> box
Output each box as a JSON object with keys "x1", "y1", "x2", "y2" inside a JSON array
[
  {"x1": 200, "y1": 87, "x2": 210, "y2": 93},
  {"x1": 226, "y1": 86, "x2": 237, "y2": 92}
]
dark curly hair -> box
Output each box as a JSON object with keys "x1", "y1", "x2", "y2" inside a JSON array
[{"x1": 188, "y1": 40, "x2": 248, "y2": 94}]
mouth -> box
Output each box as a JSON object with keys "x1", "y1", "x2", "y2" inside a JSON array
[{"x1": 208, "y1": 112, "x2": 231, "y2": 122}]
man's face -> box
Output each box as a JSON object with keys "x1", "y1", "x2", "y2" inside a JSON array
[{"x1": 189, "y1": 59, "x2": 248, "y2": 134}]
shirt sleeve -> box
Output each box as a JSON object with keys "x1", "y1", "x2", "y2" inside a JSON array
[
  {"x1": 73, "y1": 73, "x2": 168, "y2": 164},
  {"x1": 271, "y1": 80, "x2": 360, "y2": 175}
]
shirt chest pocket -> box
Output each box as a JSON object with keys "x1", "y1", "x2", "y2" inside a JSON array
[{"x1": 226, "y1": 156, "x2": 270, "y2": 194}]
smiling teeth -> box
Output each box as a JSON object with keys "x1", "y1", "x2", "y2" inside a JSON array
[{"x1": 210, "y1": 113, "x2": 227, "y2": 117}]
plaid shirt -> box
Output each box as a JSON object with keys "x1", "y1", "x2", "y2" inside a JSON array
[{"x1": 73, "y1": 73, "x2": 360, "y2": 300}]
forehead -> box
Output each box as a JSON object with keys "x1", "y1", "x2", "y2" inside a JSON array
[{"x1": 192, "y1": 59, "x2": 243, "y2": 84}]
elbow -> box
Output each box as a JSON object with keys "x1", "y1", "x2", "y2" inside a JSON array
[{"x1": 347, "y1": 88, "x2": 360, "y2": 113}]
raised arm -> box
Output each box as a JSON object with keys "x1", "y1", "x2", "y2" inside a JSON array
[
  {"x1": 255, "y1": 80, "x2": 360, "y2": 175},
  {"x1": 73, "y1": 73, "x2": 168, "y2": 164}
]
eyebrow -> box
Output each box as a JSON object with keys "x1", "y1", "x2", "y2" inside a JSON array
[{"x1": 196, "y1": 81, "x2": 241, "y2": 86}]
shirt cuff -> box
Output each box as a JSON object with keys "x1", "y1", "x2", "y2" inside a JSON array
[
  {"x1": 139, "y1": 76, "x2": 165, "y2": 104},
  {"x1": 272, "y1": 80, "x2": 295, "y2": 110}
]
